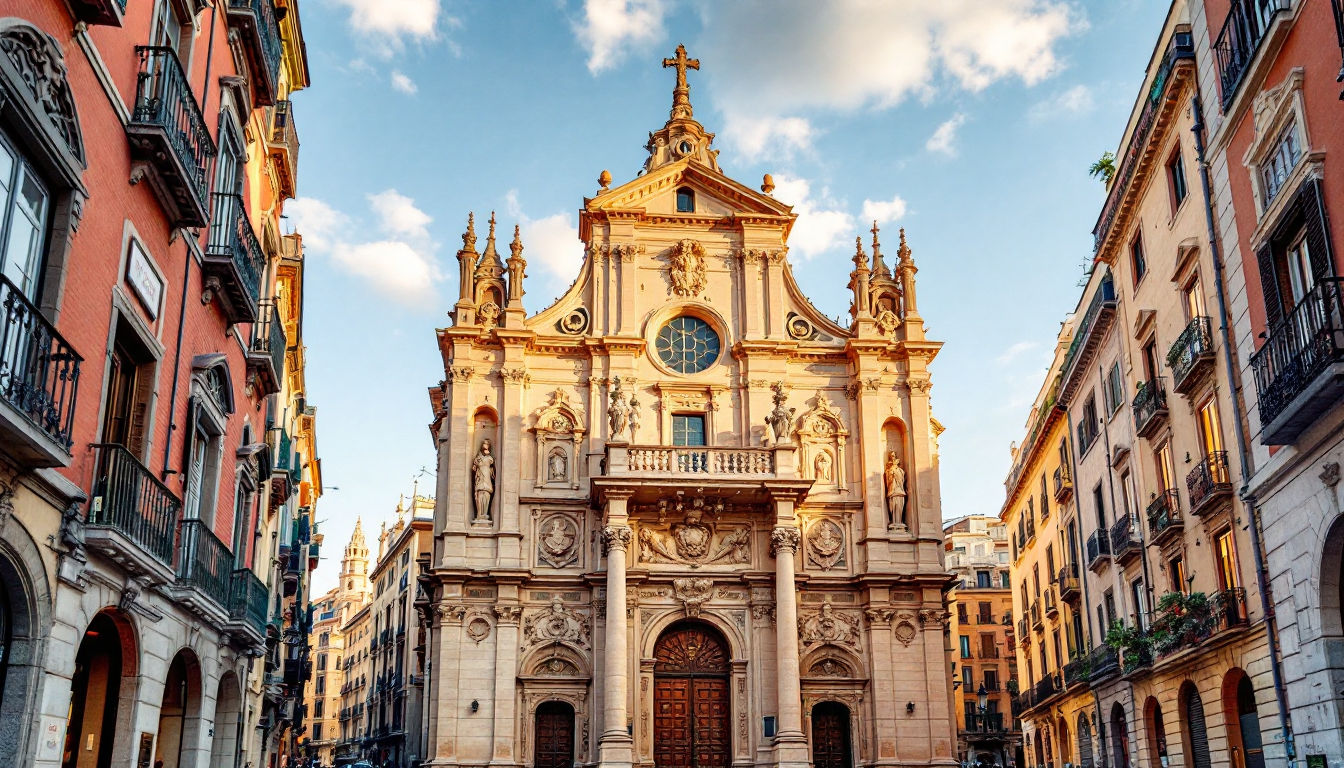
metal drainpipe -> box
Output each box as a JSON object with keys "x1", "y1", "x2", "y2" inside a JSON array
[
  {"x1": 1190, "y1": 93, "x2": 1295, "y2": 763},
  {"x1": 1064, "y1": 406, "x2": 1108, "y2": 768}
]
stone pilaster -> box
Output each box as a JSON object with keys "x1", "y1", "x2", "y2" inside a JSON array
[
  {"x1": 498, "y1": 366, "x2": 527, "y2": 566},
  {"x1": 599, "y1": 520, "x2": 634, "y2": 768},
  {"x1": 770, "y1": 525, "x2": 808, "y2": 768},
  {"x1": 434, "y1": 603, "x2": 465, "y2": 763},
  {"x1": 491, "y1": 604, "x2": 522, "y2": 765}
]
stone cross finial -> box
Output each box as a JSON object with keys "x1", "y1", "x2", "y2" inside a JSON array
[{"x1": 662, "y1": 43, "x2": 700, "y2": 119}]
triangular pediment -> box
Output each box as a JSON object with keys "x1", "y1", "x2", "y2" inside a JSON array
[{"x1": 586, "y1": 159, "x2": 795, "y2": 220}]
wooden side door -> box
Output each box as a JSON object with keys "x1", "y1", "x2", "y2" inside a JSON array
[
  {"x1": 655, "y1": 678, "x2": 692, "y2": 768},
  {"x1": 534, "y1": 702, "x2": 575, "y2": 768},
  {"x1": 811, "y1": 703, "x2": 852, "y2": 768},
  {"x1": 691, "y1": 678, "x2": 730, "y2": 768}
]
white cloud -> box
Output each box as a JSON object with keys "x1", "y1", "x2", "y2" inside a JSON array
[
  {"x1": 861, "y1": 194, "x2": 908, "y2": 226},
  {"x1": 995, "y1": 341, "x2": 1040, "y2": 365},
  {"x1": 694, "y1": 0, "x2": 1082, "y2": 159},
  {"x1": 288, "y1": 191, "x2": 443, "y2": 306},
  {"x1": 770, "y1": 175, "x2": 854, "y2": 260},
  {"x1": 575, "y1": 0, "x2": 668, "y2": 73},
  {"x1": 390, "y1": 71, "x2": 418, "y2": 94},
  {"x1": 503, "y1": 191, "x2": 585, "y2": 304},
  {"x1": 1027, "y1": 84, "x2": 1093, "y2": 121},
  {"x1": 926, "y1": 113, "x2": 966, "y2": 156},
  {"x1": 331, "y1": 0, "x2": 443, "y2": 55}
]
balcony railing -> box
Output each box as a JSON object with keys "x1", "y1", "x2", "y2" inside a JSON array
[
  {"x1": 128, "y1": 47, "x2": 214, "y2": 226},
  {"x1": 625, "y1": 446, "x2": 774, "y2": 475},
  {"x1": 1089, "y1": 645, "x2": 1120, "y2": 681},
  {"x1": 0, "y1": 275, "x2": 81, "y2": 463},
  {"x1": 249, "y1": 299, "x2": 286, "y2": 395},
  {"x1": 1132, "y1": 379, "x2": 1169, "y2": 438},
  {"x1": 1168, "y1": 316, "x2": 1215, "y2": 394},
  {"x1": 1145, "y1": 489, "x2": 1183, "y2": 545},
  {"x1": 1187, "y1": 451, "x2": 1234, "y2": 516},
  {"x1": 227, "y1": 0, "x2": 283, "y2": 104},
  {"x1": 1030, "y1": 601, "x2": 1042, "y2": 630},
  {"x1": 1061, "y1": 272, "x2": 1118, "y2": 402},
  {"x1": 1214, "y1": 0, "x2": 1291, "y2": 109},
  {"x1": 1044, "y1": 588, "x2": 1058, "y2": 617},
  {"x1": 1017, "y1": 618, "x2": 1029, "y2": 646},
  {"x1": 177, "y1": 518, "x2": 234, "y2": 611},
  {"x1": 1063, "y1": 656, "x2": 1091, "y2": 687},
  {"x1": 1250, "y1": 278, "x2": 1344, "y2": 444},
  {"x1": 1025, "y1": 516, "x2": 1036, "y2": 543},
  {"x1": 87, "y1": 443, "x2": 180, "y2": 567},
  {"x1": 964, "y1": 712, "x2": 1006, "y2": 733},
  {"x1": 206, "y1": 193, "x2": 266, "y2": 323},
  {"x1": 1213, "y1": 587, "x2": 1249, "y2": 632},
  {"x1": 1110, "y1": 515, "x2": 1142, "y2": 563},
  {"x1": 1086, "y1": 529, "x2": 1111, "y2": 571},
  {"x1": 269, "y1": 100, "x2": 299, "y2": 198},
  {"x1": 1057, "y1": 565, "x2": 1080, "y2": 602},
  {"x1": 1053, "y1": 464, "x2": 1073, "y2": 502},
  {"x1": 229, "y1": 567, "x2": 269, "y2": 637}
]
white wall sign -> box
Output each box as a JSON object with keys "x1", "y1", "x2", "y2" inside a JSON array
[{"x1": 126, "y1": 239, "x2": 163, "y2": 320}]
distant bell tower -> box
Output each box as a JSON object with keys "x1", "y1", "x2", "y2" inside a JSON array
[{"x1": 338, "y1": 517, "x2": 370, "y2": 617}]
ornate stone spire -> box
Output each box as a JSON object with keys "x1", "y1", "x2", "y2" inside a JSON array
[
  {"x1": 848, "y1": 236, "x2": 872, "y2": 320},
  {"x1": 663, "y1": 43, "x2": 700, "y2": 120},
  {"x1": 456, "y1": 213, "x2": 478, "y2": 321},
  {"x1": 461, "y1": 212, "x2": 477, "y2": 253},
  {"x1": 506, "y1": 224, "x2": 527, "y2": 305},
  {"x1": 475, "y1": 212, "x2": 504, "y2": 279},
  {"x1": 871, "y1": 221, "x2": 891, "y2": 278}
]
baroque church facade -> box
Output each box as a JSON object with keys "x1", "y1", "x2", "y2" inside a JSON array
[{"x1": 421, "y1": 47, "x2": 955, "y2": 768}]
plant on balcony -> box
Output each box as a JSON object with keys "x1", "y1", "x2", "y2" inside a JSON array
[
  {"x1": 1104, "y1": 620, "x2": 1151, "y2": 672},
  {"x1": 1149, "y1": 591, "x2": 1214, "y2": 656}
]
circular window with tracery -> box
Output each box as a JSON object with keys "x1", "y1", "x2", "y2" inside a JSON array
[{"x1": 655, "y1": 316, "x2": 720, "y2": 374}]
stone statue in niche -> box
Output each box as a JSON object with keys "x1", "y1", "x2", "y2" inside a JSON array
[
  {"x1": 548, "y1": 447, "x2": 568, "y2": 482},
  {"x1": 885, "y1": 450, "x2": 907, "y2": 529},
  {"x1": 473, "y1": 439, "x2": 496, "y2": 522},
  {"x1": 764, "y1": 382, "x2": 795, "y2": 445},
  {"x1": 814, "y1": 451, "x2": 832, "y2": 482},
  {"x1": 628, "y1": 390, "x2": 642, "y2": 442},
  {"x1": 608, "y1": 376, "x2": 630, "y2": 440}
]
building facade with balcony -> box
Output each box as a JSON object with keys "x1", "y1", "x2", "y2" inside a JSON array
[
  {"x1": 420, "y1": 49, "x2": 955, "y2": 768},
  {"x1": 306, "y1": 518, "x2": 372, "y2": 766},
  {"x1": 337, "y1": 603, "x2": 372, "y2": 764},
  {"x1": 944, "y1": 516, "x2": 1019, "y2": 768},
  {"x1": 1060, "y1": 4, "x2": 1277, "y2": 768},
  {"x1": 0, "y1": 0, "x2": 313, "y2": 766},
  {"x1": 1002, "y1": 330, "x2": 1097, "y2": 768},
  {"x1": 1187, "y1": 0, "x2": 1344, "y2": 764}
]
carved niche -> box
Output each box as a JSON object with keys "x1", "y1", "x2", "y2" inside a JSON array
[
  {"x1": 636, "y1": 496, "x2": 751, "y2": 567},
  {"x1": 523, "y1": 597, "x2": 591, "y2": 650},
  {"x1": 805, "y1": 517, "x2": 846, "y2": 572},
  {"x1": 796, "y1": 391, "x2": 849, "y2": 491},
  {"x1": 530, "y1": 389, "x2": 585, "y2": 490},
  {"x1": 798, "y1": 596, "x2": 862, "y2": 649},
  {"x1": 537, "y1": 514, "x2": 580, "y2": 569}
]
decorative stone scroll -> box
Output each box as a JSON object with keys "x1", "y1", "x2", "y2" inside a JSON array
[
  {"x1": 523, "y1": 597, "x2": 590, "y2": 649},
  {"x1": 798, "y1": 597, "x2": 862, "y2": 648}
]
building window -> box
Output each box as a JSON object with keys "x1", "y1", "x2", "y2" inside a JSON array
[
  {"x1": 314, "y1": 700, "x2": 324, "y2": 718},
  {"x1": 0, "y1": 130, "x2": 51, "y2": 300},
  {"x1": 977, "y1": 571, "x2": 991, "y2": 589},
  {"x1": 960, "y1": 636, "x2": 971, "y2": 659},
  {"x1": 99, "y1": 319, "x2": 157, "y2": 457},
  {"x1": 1104, "y1": 361, "x2": 1125, "y2": 414},
  {"x1": 1078, "y1": 394, "x2": 1099, "y2": 454},
  {"x1": 1184, "y1": 275, "x2": 1207, "y2": 320},
  {"x1": 316, "y1": 675, "x2": 325, "y2": 695},
  {"x1": 317, "y1": 653, "x2": 327, "y2": 671},
  {"x1": 1168, "y1": 148, "x2": 1188, "y2": 210},
  {"x1": 672, "y1": 414, "x2": 706, "y2": 446},
  {"x1": 1131, "y1": 233, "x2": 1147, "y2": 284},
  {"x1": 1260, "y1": 120, "x2": 1301, "y2": 207},
  {"x1": 1169, "y1": 556, "x2": 1187, "y2": 593},
  {"x1": 312, "y1": 723, "x2": 322, "y2": 741},
  {"x1": 676, "y1": 187, "x2": 695, "y2": 213},
  {"x1": 1093, "y1": 485, "x2": 1106, "y2": 530},
  {"x1": 984, "y1": 668, "x2": 1000, "y2": 691},
  {"x1": 1001, "y1": 572, "x2": 1011, "y2": 588},
  {"x1": 655, "y1": 315, "x2": 720, "y2": 373},
  {"x1": 962, "y1": 665, "x2": 974, "y2": 687},
  {"x1": 977, "y1": 602, "x2": 992, "y2": 622},
  {"x1": 1131, "y1": 578, "x2": 1148, "y2": 631},
  {"x1": 1215, "y1": 529, "x2": 1241, "y2": 593},
  {"x1": 1256, "y1": 179, "x2": 1333, "y2": 329}
]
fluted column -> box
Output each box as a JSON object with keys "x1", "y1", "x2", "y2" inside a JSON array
[
  {"x1": 599, "y1": 522, "x2": 634, "y2": 768},
  {"x1": 770, "y1": 525, "x2": 810, "y2": 768}
]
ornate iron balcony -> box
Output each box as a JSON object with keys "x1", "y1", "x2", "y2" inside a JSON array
[
  {"x1": 128, "y1": 47, "x2": 215, "y2": 227},
  {"x1": 1167, "y1": 316, "x2": 1215, "y2": 394},
  {"x1": 228, "y1": 567, "x2": 270, "y2": 641},
  {"x1": 269, "y1": 100, "x2": 300, "y2": 198},
  {"x1": 206, "y1": 193, "x2": 267, "y2": 324},
  {"x1": 964, "y1": 712, "x2": 1006, "y2": 733},
  {"x1": 0, "y1": 275, "x2": 81, "y2": 464},
  {"x1": 1044, "y1": 588, "x2": 1058, "y2": 618},
  {"x1": 1132, "y1": 379, "x2": 1169, "y2": 438},
  {"x1": 1110, "y1": 515, "x2": 1142, "y2": 564},
  {"x1": 87, "y1": 443, "x2": 180, "y2": 572},
  {"x1": 1017, "y1": 618, "x2": 1029, "y2": 646},
  {"x1": 1250, "y1": 278, "x2": 1344, "y2": 444},
  {"x1": 227, "y1": 0, "x2": 283, "y2": 105},
  {"x1": 1187, "y1": 451, "x2": 1234, "y2": 516},
  {"x1": 1030, "y1": 601, "x2": 1043, "y2": 631},
  {"x1": 249, "y1": 299, "x2": 286, "y2": 396},
  {"x1": 1086, "y1": 529, "x2": 1111, "y2": 571},
  {"x1": 176, "y1": 518, "x2": 234, "y2": 613},
  {"x1": 1061, "y1": 273, "x2": 1118, "y2": 402},
  {"x1": 1057, "y1": 565, "x2": 1081, "y2": 602},
  {"x1": 1145, "y1": 489, "x2": 1183, "y2": 545},
  {"x1": 1089, "y1": 645, "x2": 1119, "y2": 681},
  {"x1": 1053, "y1": 464, "x2": 1073, "y2": 503},
  {"x1": 1063, "y1": 656, "x2": 1091, "y2": 687},
  {"x1": 1213, "y1": 587, "x2": 1249, "y2": 631},
  {"x1": 1214, "y1": 0, "x2": 1291, "y2": 109}
]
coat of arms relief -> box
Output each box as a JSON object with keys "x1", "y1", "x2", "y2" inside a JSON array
[
  {"x1": 666, "y1": 239, "x2": 707, "y2": 297},
  {"x1": 636, "y1": 495, "x2": 752, "y2": 567}
]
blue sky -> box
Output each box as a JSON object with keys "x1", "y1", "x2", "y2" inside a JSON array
[{"x1": 290, "y1": 0, "x2": 1170, "y2": 594}]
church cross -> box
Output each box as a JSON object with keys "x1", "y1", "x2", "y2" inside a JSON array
[{"x1": 662, "y1": 44, "x2": 699, "y2": 119}]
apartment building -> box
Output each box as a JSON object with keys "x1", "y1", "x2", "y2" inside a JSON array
[{"x1": 307, "y1": 519, "x2": 372, "y2": 765}]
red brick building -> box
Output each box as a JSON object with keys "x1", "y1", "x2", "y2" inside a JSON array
[{"x1": 0, "y1": 0, "x2": 316, "y2": 766}]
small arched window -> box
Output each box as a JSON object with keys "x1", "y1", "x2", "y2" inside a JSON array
[{"x1": 676, "y1": 187, "x2": 695, "y2": 213}]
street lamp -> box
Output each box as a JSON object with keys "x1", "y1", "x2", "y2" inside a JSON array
[{"x1": 977, "y1": 683, "x2": 988, "y2": 716}]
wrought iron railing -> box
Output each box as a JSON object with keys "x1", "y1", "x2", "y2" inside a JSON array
[
  {"x1": 178, "y1": 518, "x2": 233, "y2": 609},
  {"x1": 87, "y1": 443, "x2": 180, "y2": 565},
  {"x1": 1017, "y1": 618, "x2": 1029, "y2": 645},
  {"x1": 230, "y1": 567, "x2": 269, "y2": 635},
  {"x1": 229, "y1": 0, "x2": 283, "y2": 89},
  {"x1": 1122, "y1": 643, "x2": 1153, "y2": 674},
  {"x1": 1214, "y1": 0, "x2": 1291, "y2": 109},
  {"x1": 1030, "y1": 601, "x2": 1042, "y2": 629},
  {"x1": 132, "y1": 46, "x2": 213, "y2": 207},
  {"x1": 1086, "y1": 529, "x2": 1111, "y2": 567},
  {"x1": 964, "y1": 712, "x2": 1006, "y2": 733},
  {"x1": 252, "y1": 299, "x2": 287, "y2": 378},
  {"x1": 207, "y1": 193, "x2": 267, "y2": 306},
  {"x1": 1044, "y1": 588, "x2": 1058, "y2": 616},
  {"x1": 1250, "y1": 278, "x2": 1344, "y2": 430},
  {"x1": 1025, "y1": 516, "x2": 1036, "y2": 542},
  {"x1": 1090, "y1": 645, "x2": 1120, "y2": 679},
  {"x1": 1057, "y1": 566, "x2": 1080, "y2": 598},
  {"x1": 0, "y1": 275, "x2": 81, "y2": 449},
  {"x1": 1062, "y1": 272, "x2": 1117, "y2": 380},
  {"x1": 1167, "y1": 316, "x2": 1214, "y2": 389},
  {"x1": 1132, "y1": 379, "x2": 1168, "y2": 434},
  {"x1": 1213, "y1": 587, "x2": 1249, "y2": 631},
  {"x1": 626, "y1": 446, "x2": 773, "y2": 475},
  {"x1": 1187, "y1": 451, "x2": 1233, "y2": 513},
  {"x1": 1110, "y1": 515, "x2": 1141, "y2": 559},
  {"x1": 1145, "y1": 489, "x2": 1182, "y2": 541},
  {"x1": 1063, "y1": 656, "x2": 1091, "y2": 687},
  {"x1": 1053, "y1": 464, "x2": 1072, "y2": 499}
]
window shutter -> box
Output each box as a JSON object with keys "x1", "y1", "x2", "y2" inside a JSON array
[
  {"x1": 1257, "y1": 243, "x2": 1283, "y2": 329},
  {"x1": 1302, "y1": 177, "x2": 1335, "y2": 280},
  {"x1": 1186, "y1": 691, "x2": 1213, "y2": 768},
  {"x1": 181, "y1": 395, "x2": 197, "y2": 480},
  {"x1": 127, "y1": 364, "x2": 156, "y2": 457}
]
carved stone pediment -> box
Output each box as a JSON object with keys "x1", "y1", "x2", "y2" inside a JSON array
[{"x1": 523, "y1": 597, "x2": 590, "y2": 650}]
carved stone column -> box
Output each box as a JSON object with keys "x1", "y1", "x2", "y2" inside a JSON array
[
  {"x1": 770, "y1": 526, "x2": 809, "y2": 768},
  {"x1": 492, "y1": 604, "x2": 523, "y2": 764},
  {"x1": 435, "y1": 603, "x2": 466, "y2": 762},
  {"x1": 599, "y1": 522, "x2": 635, "y2": 768},
  {"x1": 498, "y1": 366, "x2": 528, "y2": 566}
]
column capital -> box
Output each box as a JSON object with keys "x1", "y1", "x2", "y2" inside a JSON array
[
  {"x1": 603, "y1": 525, "x2": 634, "y2": 553},
  {"x1": 770, "y1": 525, "x2": 801, "y2": 556},
  {"x1": 494, "y1": 605, "x2": 523, "y2": 624}
]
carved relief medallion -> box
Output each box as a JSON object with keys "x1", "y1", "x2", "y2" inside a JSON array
[
  {"x1": 537, "y1": 514, "x2": 579, "y2": 568},
  {"x1": 806, "y1": 518, "x2": 845, "y2": 571},
  {"x1": 667, "y1": 239, "x2": 708, "y2": 296}
]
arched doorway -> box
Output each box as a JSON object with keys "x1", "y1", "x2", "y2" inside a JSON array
[
  {"x1": 1144, "y1": 698, "x2": 1168, "y2": 768},
  {"x1": 653, "y1": 621, "x2": 731, "y2": 768},
  {"x1": 533, "y1": 701, "x2": 575, "y2": 768},
  {"x1": 1110, "y1": 703, "x2": 1129, "y2": 768},
  {"x1": 1225, "y1": 671, "x2": 1265, "y2": 768},
  {"x1": 1182, "y1": 684, "x2": 1212, "y2": 768},
  {"x1": 1056, "y1": 718, "x2": 1071, "y2": 767},
  {"x1": 810, "y1": 702, "x2": 851, "y2": 768},
  {"x1": 1076, "y1": 712, "x2": 1094, "y2": 768},
  {"x1": 156, "y1": 650, "x2": 203, "y2": 768},
  {"x1": 62, "y1": 613, "x2": 128, "y2": 768},
  {"x1": 209, "y1": 673, "x2": 243, "y2": 768}
]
